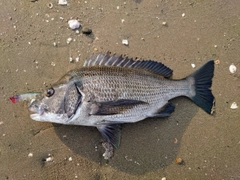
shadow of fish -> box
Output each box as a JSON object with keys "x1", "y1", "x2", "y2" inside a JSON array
[{"x1": 10, "y1": 53, "x2": 215, "y2": 149}]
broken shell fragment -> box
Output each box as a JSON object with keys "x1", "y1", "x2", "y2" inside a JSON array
[
  {"x1": 230, "y1": 102, "x2": 238, "y2": 109},
  {"x1": 66, "y1": 37, "x2": 72, "y2": 44},
  {"x1": 162, "y1": 22, "x2": 167, "y2": 26},
  {"x1": 122, "y1": 39, "x2": 129, "y2": 46},
  {"x1": 68, "y1": 19, "x2": 81, "y2": 30},
  {"x1": 191, "y1": 63, "x2": 196, "y2": 68},
  {"x1": 58, "y1": 0, "x2": 68, "y2": 5},
  {"x1": 215, "y1": 59, "x2": 220, "y2": 65},
  {"x1": 102, "y1": 142, "x2": 114, "y2": 160},
  {"x1": 229, "y1": 64, "x2": 237, "y2": 73}
]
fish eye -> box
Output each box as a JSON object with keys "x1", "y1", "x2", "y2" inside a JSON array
[{"x1": 46, "y1": 88, "x2": 55, "y2": 97}]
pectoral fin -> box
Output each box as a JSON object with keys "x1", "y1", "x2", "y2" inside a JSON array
[
  {"x1": 91, "y1": 99, "x2": 148, "y2": 115},
  {"x1": 97, "y1": 124, "x2": 122, "y2": 148}
]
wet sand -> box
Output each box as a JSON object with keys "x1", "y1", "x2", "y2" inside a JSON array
[{"x1": 0, "y1": 0, "x2": 240, "y2": 179}]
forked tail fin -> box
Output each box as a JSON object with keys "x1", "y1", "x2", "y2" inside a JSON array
[{"x1": 187, "y1": 61, "x2": 215, "y2": 114}]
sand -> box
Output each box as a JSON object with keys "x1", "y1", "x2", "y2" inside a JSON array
[{"x1": 0, "y1": 0, "x2": 240, "y2": 179}]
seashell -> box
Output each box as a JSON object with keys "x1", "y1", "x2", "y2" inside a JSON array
[
  {"x1": 48, "y1": 3, "x2": 53, "y2": 9},
  {"x1": 229, "y1": 64, "x2": 237, "y2": 73},
  {"x1": 230, "y1": 102, "x2": 238, "y2": 109},
  {"x1": 68, "y1": 19, "x2": 81, "y2": 30}
]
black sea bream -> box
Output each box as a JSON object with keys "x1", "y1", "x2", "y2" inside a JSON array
[{"x1": 11, "y1": 53, "x2": 215, "y2": 148}]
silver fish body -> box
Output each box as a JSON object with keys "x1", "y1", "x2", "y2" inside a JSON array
[{"x1": 26, "y1": 53, "x2": 215, "y2": 148}]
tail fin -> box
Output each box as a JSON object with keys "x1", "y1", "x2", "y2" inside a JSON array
[{"x1": 187, "y1": 61, "x2": 215, "y2": 114}]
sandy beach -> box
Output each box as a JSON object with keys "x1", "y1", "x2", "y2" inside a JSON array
[{"x1": 0, "y1": 0, "x2": 240, "y2": 179}]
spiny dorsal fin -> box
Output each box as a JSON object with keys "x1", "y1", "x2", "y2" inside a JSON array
[{"x1": 84, "y1": 52, "x2": 173, "y2": 78}]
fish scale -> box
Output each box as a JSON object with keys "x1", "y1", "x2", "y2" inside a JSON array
[{"x1": 79, "y1": 67, "x2": 188, "y2": 104}]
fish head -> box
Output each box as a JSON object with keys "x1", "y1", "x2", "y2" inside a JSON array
[{"x1": 29, "y1": 80, "x2": 82, "y2": 124}]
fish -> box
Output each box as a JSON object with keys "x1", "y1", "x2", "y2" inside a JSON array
[{"x1": 10, "y1": 53, "x2": 215, "y2": 149}]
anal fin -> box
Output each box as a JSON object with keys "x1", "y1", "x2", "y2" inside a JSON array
[{"x1": 150, "y1": 102, "x2": 175, "y2": 118}]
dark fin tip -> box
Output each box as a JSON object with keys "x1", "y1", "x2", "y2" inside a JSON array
[
  {"x1": 188, "y1": 60, "x2": 215, "y2": 114},
  {"x1": 150, "y1": 102, "x2": 175, "y2": 118}
]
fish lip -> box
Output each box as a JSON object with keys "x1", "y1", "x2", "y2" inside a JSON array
[{"x1": 28, "y1": 104, "x2": 45, "y2": 117}]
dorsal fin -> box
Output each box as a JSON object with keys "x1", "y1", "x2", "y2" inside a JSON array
[{"x1": 84, "y1": 53, "x2": 173, "y2": 78}]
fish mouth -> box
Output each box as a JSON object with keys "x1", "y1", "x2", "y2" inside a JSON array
[{"x1": 28, "y1": 101, "x2": 45, "y2": 119}]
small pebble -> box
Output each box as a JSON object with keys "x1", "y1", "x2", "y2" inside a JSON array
[
  {"x1": 182, "y1": 13, "x2": 185, "y2": 17},
  {"x1": 161, "y1": 178, "x2": 167, "y2": 180},
  {"x1": 82, "y1": 27, "x2": 92, "y2": 34},
  {"x1": 176, "y1": 157, "x2": 183, "y2": 165},
  {"x1": 229, "y1": 64, "x2": 237, "y2": 73},
  {"x1": 230, "y1": 102, "x2": 238, "y2": 109},
  {"x1": 68, "y1": 157, "x2": 73, "y2": 161},
  {"x1": 28, "y1": 153, "x2": 33, "y2": 157}
]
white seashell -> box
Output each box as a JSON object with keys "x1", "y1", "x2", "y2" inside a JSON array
[
  {"x1": 191, "y1": 63, "x2": 196, "y2": 68},
  {"x1": 230, "y1": 102, "x2": 238, "y2": 109},
  {"x1": 58, "y1": 0, "x2": 68, "y2": 5},
  {"x1": 68, "y1": 19, "x2": 81, "y2": 30},
  {"x1": 229, "y1": 64, "x2": 237, "y2": 73},
  {"x1": 122, "y1": 39, "x2": 129, "y2": 45}
]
